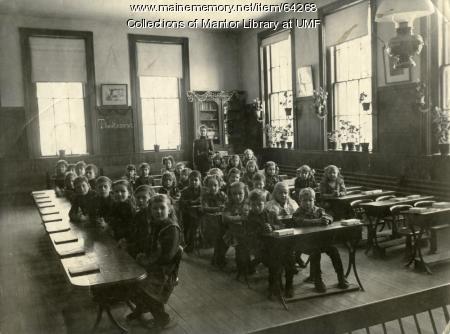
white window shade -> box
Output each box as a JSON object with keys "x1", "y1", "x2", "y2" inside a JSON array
[
  {"x1": 137, "y1": 42, "x2": 182, "y2": 78},
  {"x1": 324, "y1": 1, "x2": 369, "y2": 47},
  {"x1": 30, "y1": 37, "x2": 87, "y2": 83}
]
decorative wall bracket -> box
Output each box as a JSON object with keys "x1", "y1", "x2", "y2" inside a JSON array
[{"x1": 186, "y1": 90, "x2": 238, "y2": 103}]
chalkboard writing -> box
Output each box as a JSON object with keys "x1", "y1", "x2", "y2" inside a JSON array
[
  {"x1": 97, "y1": 118, "x2": 133, "y2": 129},
  {"x1": 96, "y1": 107, "x2": 134, "y2": 153}
]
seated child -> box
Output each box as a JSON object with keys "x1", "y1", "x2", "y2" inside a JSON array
[
  {"x1": 294, "y1": 165, "x2": 317, "y2": 197},
  {"x1": 201, "y1": 175, "x2": 228, "y2": 248},
  {"x1": 93, "y1": 176, "x2": 114, "y2": 226},
  {"x1": 85, "y1": 163, "x2": 98, "y2": 190},
  {"x1": 241, "y1": 160, "x2": 259, "y2": 189},
  {"x1": 178, "y1": 167, "x2": 192, "y2": 190},
  {"x1": 211, "y1": 152, "x2": 226, "y2": 173},
  {"x1": 67, "y1": 163, "x2": 76, "y2": 174},
  {"x1": 124, "y1": 164, "x2": 137, "y2": 192},
  {"x1": 252, "y1": 173, "x2": 271, "y2": 201},
  {"x1": 110, "y1": 179, "x2": 135, "y2": 249},
  {"x1": 159, "y1": 171, "x2": 181, "y2": 201},
  {"x1": 242, "y1": 148, "x2": 257, "y2": 167},
  {"x1": 226, "y1": 167, "x2": 241, "y2": 194},
  {"x1": 75, "y1": 160, "x2": 87, "y2": 177},
  {"x1": 54, "y1": 159, "x2": 68, "y2": 195},
  {"x1": 128, "y1": 185, "x2": 155, "y2": 258},
  {"x1": 161, "y1": 156, "x2": 176, "y2": 177},
  {"x1": 208, "y1": 167, "x2": 226, "y2": 192},
  {"x1": 320, "y1": 165, "x2": 346, "y2": 197},
  {"x1": 225, "y1": 154, "x2": 243, "y2": 178},
  {"x1": 265, "y1": 182, "x2": 299, "y2": 217},
  {"x1": 243, "y1": 189, "x2": 277, "y2": 274},
  {"x1": 292, "y1": 188, "x2": 349, "y2": 292},
  {"x1": 64, "y1": 172, "x2": 76, "y2": 202},
  {"x1": 179, "y1": 170, "x2": 202, "y2": 253},
  {"x1": 135, "y1": 162, "x2": 153, "y2": 188},
  {"x1": 219, "y1": 182, "x2": 249, "y2": 268},
  {"x1": 68, "y1": 176, "x2": 96, "y2": 222},
  {"x1": 174, "y1": 162, "x2": 185, "y2": 184},
  {"x1": 127, "y1": 194, "x2": 181, "y2": 329},
  {"x1": 264, "y1": 161, "x2": 282, "y2": 194}
]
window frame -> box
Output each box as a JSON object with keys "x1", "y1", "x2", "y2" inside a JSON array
[
  {"x1": 20, "y1": 28, "x2": 96, "y2": 158},
  {"x1": 258, "y1": 27, "x2": 296, "y2": 148},
  {"x1": 128, "y1": 34, "x2": 190, "y2": 153},
  {"x1": 318, "y1": 0, "x2": 378, "y2": 152}
]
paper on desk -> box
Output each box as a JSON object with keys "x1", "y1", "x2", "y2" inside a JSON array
[
  {"x1": 68, "y1": 260, "x2": 100, "y2": 276},
  {"x1": 340, "y1": 219, "x2": 362, "y2": 226},
  {"x1": 58, "y1": 245, "x2": 85, "y2": 258},
  {"x1": 362, "y1": 189, "x2": 383, "y2": 195},
  {"x1": 272, "y1": 228, "x2": 294, "y2": 236},
  {"x1": 53, "y1": 231, "x2": 78, "y2": 244},
  {"x1": 432, "y1": 202, "x2": 450, "y2": 208},
  {"x1": 45, "y1": 222, "x2": 70, "y2": 233},
  {"x1": 407, "y1": 207, "x2": 428, "y2": 213}
]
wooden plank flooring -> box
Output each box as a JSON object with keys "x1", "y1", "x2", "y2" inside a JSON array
[{"x1": 1, "y1": 193, "x2": 449, "y2": 334}]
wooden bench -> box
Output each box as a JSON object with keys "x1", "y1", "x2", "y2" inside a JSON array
[{"x1": 249, "y1": 283, "x2": 450, "y2": 334}]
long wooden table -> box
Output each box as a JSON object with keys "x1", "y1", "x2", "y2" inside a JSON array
[
  {"x1": 31, "y1": 190, "x2": 147, "y2": 332},
  {"x1": 403, "y1": 206, "x2": 450, "y2": 274},
  {"x1": 360, "y1": 196, "x2": 434, "y2": 256},
  {"x1": 264, "y1": 218, "x2": 364, "y2": 309}
]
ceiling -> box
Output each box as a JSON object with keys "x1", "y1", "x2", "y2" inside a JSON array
[{"x1": 0, "y1": 0, "x2": 290, "y2": 22}]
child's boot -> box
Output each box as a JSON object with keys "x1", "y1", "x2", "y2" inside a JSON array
[
  {"x1": 337, "y1": 273, "x2": 349, "y2": 289},
  {"x1": 314, "y1": 274, "x2": 327, "y2": 293}
]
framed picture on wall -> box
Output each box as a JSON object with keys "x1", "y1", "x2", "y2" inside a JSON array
[
  {"x1": 297, "y1": 66, "x2": 314, "y2": 97},
  {"x1": 383, "y1": 46, "x2": 411, "y2": 84},
  {"x1": 101, "y1": 84, "x2": 128, "y2": 106}
]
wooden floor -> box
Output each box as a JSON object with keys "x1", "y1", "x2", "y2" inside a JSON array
[{"x1": 1, "y1": 193, "x2": 449, "y2": 334}]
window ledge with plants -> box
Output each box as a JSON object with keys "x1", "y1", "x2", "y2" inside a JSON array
[{"x1": 327, "y1": 119, "x2": 371, "y2": 153}]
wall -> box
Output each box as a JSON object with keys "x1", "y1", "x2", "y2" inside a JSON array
[{"x1": 0, "y1": 12, "x2": 242, "y2": 191}]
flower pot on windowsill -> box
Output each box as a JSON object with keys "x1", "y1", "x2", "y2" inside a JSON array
[
  {"x1": 287, "y1": 141, "x2": 293, "y2": 149},
  {"x1": 347, "y1": 142, "x2": 355, "y2": 151},
  {"x1": 328, "y1": 142, "x2": 337, "y2": 150},
  {"x1": 362, "y1": 102, "x2": 371, "y2": 111},
  {"x1": 58, "y1": 149, "x2": 66, "y2": 158},
  {"x1": 438, "y1": 143, "x2": 449, "y2": 155},
  {"x1": 276, "y1": 142, "x2": 280, "y2": 148},
  {"x1": 284, "y1": 107, "x2": 292, "y2": 116},
  {"x1": 355, "y1": 144, "x2": 361, "y2": 151},
  {"x1": 341, "y1": 143, "x2": 347, "y2": 151},
  {"x1": 361, "y1": 142, "x2": 370, "y2": 152},
  {"x1": 280, "y1": 140, "x2": 287, "y2": 149},
  {"x1": 154, "y1": 144, "x2": 160, "y2": 152}
]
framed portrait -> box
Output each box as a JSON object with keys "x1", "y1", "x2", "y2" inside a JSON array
[
  {"x1": 101, "y1": 84, "x2": 128, "y2": 106},
  {"x1": 297, "y1": 66, "x2": 314, "y2": 97},
  {"x1": 383, "y1": 47, "x2": 411, "y2": 84}
]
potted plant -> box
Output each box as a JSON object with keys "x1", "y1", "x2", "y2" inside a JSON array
[
  {"x1": 265, "y1": 123, "x2": 278, "y2": 148},
  {"x1": 338, "y1": 120, "x2": 359, "y2": 151},
  {"x1": 432, "y1": 106, "x2": 450, "y2": 155},
  {"x1": 415, "y1": 81, "x2": 428, "y2": 113},
  {"x1": 281, "y1": 123, "x2": 294, "y2": 148},
  {"x1": 359, "y1": 92, "x2": 371, "y2": 111},
  {"x1": 337, "y1": 119, "x2": 349, "y2": 150},
  {"x1": 360, "y1": 138, "x2": 370, "y2": 152},
  {"x1": 327, "y1": 130, "x2": 338, "y2": 150},
  {"x1": 154, "y1": 144, "x2": 160, "y2": 152},
  {"x1": 279, "y1": 91, "x2": 293, "y2": 116},
  {"x1": 313, "y1": 87, "x2": 328, "y2": 119}
]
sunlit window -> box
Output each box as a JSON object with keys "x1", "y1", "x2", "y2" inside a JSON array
[
  {"x1": 36, "y1": 82, "x2": 87, "y2": 156},
  {"x1": 140, "y1": 76, "x2": 181, "y2": 150}
]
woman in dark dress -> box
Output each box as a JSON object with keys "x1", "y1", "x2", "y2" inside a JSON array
[{"x1": 193, "y1": 125, "x2": 214, "y2": 176}]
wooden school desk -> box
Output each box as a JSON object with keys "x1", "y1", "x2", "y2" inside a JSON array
[
  {"x1": 31, "y1": 190, "x2": 146, "y2": 332},
  {"x1": 360, "y1": 196, "x2": 434, "y2": 256},
  {"x1": 403, "y1": 206, "x2": 450, "y2": 274},
  {"x1": 264, "y1": 217, "x2": 364, "y2": 309}
]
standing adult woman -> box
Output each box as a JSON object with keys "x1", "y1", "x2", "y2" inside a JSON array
[{"x1": 193, "y1": 125, "x2": 214, "y2": 176}]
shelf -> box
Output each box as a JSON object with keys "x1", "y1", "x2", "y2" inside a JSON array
[{"x1": 200, "y1": 119, "x2": 218, "y2": 122}]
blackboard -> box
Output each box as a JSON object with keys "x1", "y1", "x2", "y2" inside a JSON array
[{"x1": 96, "y1": 107, "x2": 134, "y2": 153}]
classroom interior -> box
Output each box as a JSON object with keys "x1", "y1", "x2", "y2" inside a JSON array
[{"x1": 1, "y1": 0, "x2": 450, "y2": 333}]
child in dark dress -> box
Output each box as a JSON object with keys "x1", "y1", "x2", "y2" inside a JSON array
[
  {"x1": 85, "y1": 163, "x2": 98, "y2": 190},
  {"x1": 294, "y1": 165, "x2": 318, "y2": 198},
  {"x1": 225, "y1": 154, "x2": 244, "y2": 178},
  {"x1": 179, "y1": 170, "x2": 202, "y2": 253},
  {"x1": 292, "y1": 188, "x2": 349, "y2": 293},
  {"x1": 127, "y1": 194, "x2": 181, "y2": 329},
  {"x1": 68, "y1": 176, "x2": 96, "y2": 222},
  {"x1": 64, "y1": 172, "x2": 76, "y2": 202},
  {"x1": 54, "y1": 159, "x2": 68, "y2": 196},
  {"x1": 158, "y1": 171, "x2": 181, "y2": 201},
  {"x1": 241, "y1": 160, "x2": 259, "y2": 190},
  {"x1": 93, "y1": 176, "x2": 114, "y2": 226},
  {"x1": 75, "y1": 160, "x2": 87, "y2": 177},
  {"x1": 225, "y1": 167, "x2": 241, "y2": 195},
  {"x1": 174, "y1": 162, "x2": 185, "y2": 185},
  {"x1": 252, "y1": 173, "x2": 271, "y2": 201},
  {"x1": 124, "y1": 164, "x2": 137, "y2": 192},
  {"x1": 178, "y1": 167, "x2": 192, "y2": 190},
  {"x1": 135, "y1": 162, "x2": 153, "y2": 188},
  {"x1": 110, "y1": 179, "x2": 135, "y2": 249},
  {"x1": 264, "y1": 161, "x2": 282, "y2": 194}
]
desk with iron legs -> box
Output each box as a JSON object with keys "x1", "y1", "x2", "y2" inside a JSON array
[
  {"x1": 32, "y1": 190, "x2": 147, "y2": 333},
  {"x1": 264, "y1": 220, "x2": 364, "y2": 309}
]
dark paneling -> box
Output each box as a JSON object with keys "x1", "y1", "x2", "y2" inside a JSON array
[
  {"x1": 0, "y1": 107, "x2": 28, "y2": 158},
  {"x1": 377, "y1": 83, "x2": 422, "y2": 155},
  {"x1": 295, "y1": 97, "x2": 324, "y2": 150}
]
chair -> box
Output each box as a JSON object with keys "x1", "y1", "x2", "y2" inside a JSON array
[
  {"x1": 414, "y1": 200, "x2": 436, "y2": 207},
  {"x1": 375, "y1": 195, "x2": 396, "y2": 202},
  {"x1": 389, "y1": 204, "x2": 414, "y2": 257},
  {"x1": 350, "y1": 199, "x2": 373, "y2": 220}
]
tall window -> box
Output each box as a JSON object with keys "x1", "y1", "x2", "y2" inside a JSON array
[
  {"x1": 260, "y1": 31, "x2": 294, "y2": 146},
  {"x1": 27, "y1": 35, "x2": 89, "y2": 156},
  {"x1": 324, "y1": 1, "x2": 373, "y2": 149},
  {"x1": 441, "y1": 4, "x2": 450, "y2": 112},
  {"x1": 134, "y1": 41, "x2": 185, "y2": 151},
  {"x1": 331, "y1": 35, "x2": 372, "y2": 146}
]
